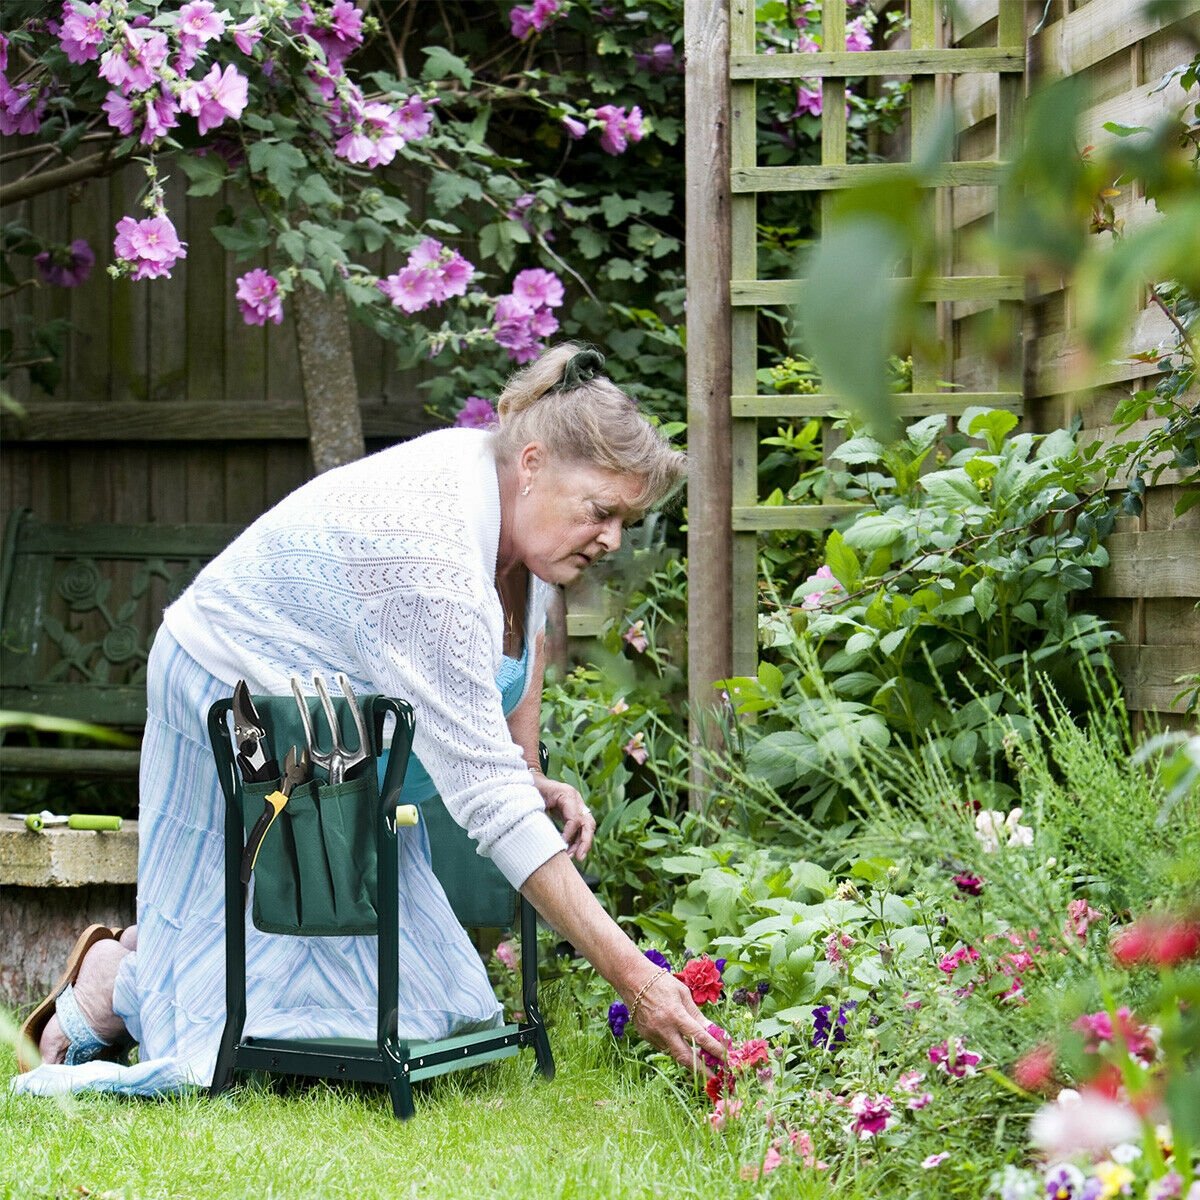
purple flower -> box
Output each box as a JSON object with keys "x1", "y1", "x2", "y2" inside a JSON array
[
  {"x1": 644, "y1": 948, "x2": 673, "y2": 972},
  {"x1": 0, "y1": 78, "x2": 47, "y2": 136},
  {"x1": 59, "y1": 2, "x2": 105, "y2": 64},
  {"x1": 607, "y1": 1001, "x2": 629, "y2": 1037},
  {"x1": 113, "y1": 214, "x2": 187, "y2": 281},
  {"x1": 793, "y1": 84, "x2": 822, "y2": 118},
  {"x1": 235, "y1": 269, "x2": 284, "y2": 326},
  {"x1": 561, "y1": 115, "x2": 586, "y2": 139},
  {"x1": 846, "y1": 16, "x2": 873, "y2": 51},
  {"x1": 34, "y1": 238, "x2": 95, "y2": 288},
  {"x1": 230, "y1": 17, "x2": 263, "y2": 54},
  {"x1": 715, "y1": 958, "x2": 727, "y2": 974},
  {"x1": 634, "y1": 42, "x2": 677, "y2": 74},
  {"x1": 454, "y1": 396, "x2": 498, "y2": 429},
  {"x1": 0, "y1": 32, "x2": 8, "y2": 73},
  {"x1": 812, "y1": 1000, "x2": 857, "y2": 1049},
  {"x1": 98, "y1": 27, "x2": 168, "y2": 95},
  {"x1": 1043, "y1": 1164, "x2": 1085, "y2": 1199}
]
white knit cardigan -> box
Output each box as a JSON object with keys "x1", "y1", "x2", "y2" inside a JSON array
[{"x1": 164, "y1": 427, "x2": 567, "y2": 888}]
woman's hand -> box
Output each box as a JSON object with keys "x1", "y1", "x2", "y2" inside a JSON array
[
  {"x1": 531, "y1": 772, "x2": 595, "y2": 861},
  {"x1": 626, "y1": 969, "x2": 728, "y2": 1076}
]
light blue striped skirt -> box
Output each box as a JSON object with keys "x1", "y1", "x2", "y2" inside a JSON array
[{"x1": 13, "y1": 629, "x2": 502, "y2": 1097}]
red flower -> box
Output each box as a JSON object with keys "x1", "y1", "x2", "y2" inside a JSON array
[
  {"x1": 675, "y1": 955, "x2": 725, "y2": 1006},
  {"x1": 730, "y1": 1038, "x2": 770, "y2": 1071},
  {"x1": 953, "y1": 873, "x2": 985, "y2": 896},
  {"x1": 706, "y1": 1069, "x2": 735, "y2": 1101},
  {"x1": 1111, "y1": 915, "x2": 1200, "y2": 969},
  {"x1": 1012, "y1": 1042, "x2": 1056, "y2": 1092}
]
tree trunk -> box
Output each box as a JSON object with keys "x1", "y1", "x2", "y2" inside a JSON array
[{"x1": 293, "y1": 282, "x2": 365, "y2": 472}]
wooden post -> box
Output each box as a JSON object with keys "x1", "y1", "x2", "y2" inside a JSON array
[{"x1": 685, "y1": 0, "x2": 733, "y2": 797}]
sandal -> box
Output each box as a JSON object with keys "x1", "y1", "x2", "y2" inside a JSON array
[{"x1": 17, "y1": 924, "x2": 119, "y2": 1072}]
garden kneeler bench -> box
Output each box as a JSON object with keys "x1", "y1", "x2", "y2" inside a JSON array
[{"x1": 206, "y1": 687, "x2": 554, "y2": 1119}]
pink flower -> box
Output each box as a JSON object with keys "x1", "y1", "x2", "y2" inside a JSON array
[
  {"x1": 561, "y1": 115, "x2": 586, "y2": 139},
  {"x1": 1065, "y1": 898, "x2": 1104, "y2": 944},
  {"x1": 793, "y1": 84, "x2": 822, "y2": 118},
  {"x1": 455, "y1": 396, "x2": 498, "y2": 430},
  {"x1": 801, "y1": 563, "x2": 845, "y2": 610},
  {"x1": 235, "y1": 269, "x2": 284, "y2": 326},
  {"x1": 634, "y1": 42, "x2": 677, "y2": 74},
  {"x1": 908, "y1": 1091, "x2": 933, "y2": 1110},
  {"x1": 623, "y1": 620, "x2": 649, "y2": 653},
  {"x1": 849, "y1": 1092, "x2": 893, "y2": 1138},
  {"x1": 709, "y1": 1097, "x2": 743, "y2": 1130},
  {"x1": 896, "y1": 1070, "x2": 924, "y2": 1092},
  {"x1": 0, "y1": 32, "x2": 8, "y2": 73},
  {"x1": 180, "y1": 62, "x2": 249, "y2": 134},
  {"x1": 436, "y1": 251, "x2": 473, "y2": 299},
  {"x1": 494, "y1": 938, "x2": 517, "y2": 970},
  {"x1": 492, "y1": 294, "x2": 540, "y2": 361},
  {"x1": 595, "y1": 104, "x2": 645, "y2": 155},
  {"x1": 230, "y1": 16, "x2": 263, "y2": 54},
  {"x1": 796, "y1": 31, "x2": 820, "y2": 53},
  {"x1": 937, "y1": 944, "x2": 980, "y2": 975},
  {"x1": 1072, "y1": 1007, "x2": 1156, "y2": 1062},
  {"x1": 394, "y1": 95, "x2": 435, "y2": 141},
  {"x1": 378, "y1": 264, "x2": 437, "y2": 314},
  {"x1": 928, "y1": 1038, "x2": 982, "y2": 1078},
  {"x1": 99, "y1": 27, "x2": 168, "y2": 95},
  {"x1": 34, "y1": 239, "x2": 95, "y2": 288},
  {"x1": 509, "y1": 0, "x2": 562, "y2": 39},
  {"x1": 177, "y1": 1, "x2": 227, "y2": 45},
  {"x1": 846, "y1": 16, "x2": 872, "y2": 51},
  {"x1": 623, "y1": 732, "x2": 648, "y2": 766},
  {"x1": 112, "y1": 214, "x2": 187, "y2": 281},
  {"x1": 297, "y1": 0, "x2": 363, "y2": 66},
  {"x1": 59, "y1": 2, "x2": 105, "y2": 64},
  {"x1": 824, "y1": 930, "x2": 854, "y2": 967},
  {"x1": 512, "y1": 268, "x2": 564, "y2": 309},
  {"x1": 101, "y1": 89, "x2": 136, "y2": 135},
  {"x1": 921, "y1": 1153, "x2": 950, "y2": 1169}
]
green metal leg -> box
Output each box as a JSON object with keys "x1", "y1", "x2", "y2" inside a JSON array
[
  {"x1": 387, "y1": 1065, "x2": 415, "y2": 1119},
  {"x1": 520, "y1": 896, "x2": 555, "y2": 1081}
]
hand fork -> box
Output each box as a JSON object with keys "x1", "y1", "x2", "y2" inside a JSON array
[{"x1": 290, "y1": 671, "x2": 371, "y2": 786}]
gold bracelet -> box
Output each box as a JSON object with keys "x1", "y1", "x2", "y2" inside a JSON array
[{"x1": 627, "y1": 967, "x2": 670, "y2": 1024}]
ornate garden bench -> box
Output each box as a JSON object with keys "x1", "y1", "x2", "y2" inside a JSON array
[{"x1": 0, "y1": 509, "x2": 239, "y2": 1005}]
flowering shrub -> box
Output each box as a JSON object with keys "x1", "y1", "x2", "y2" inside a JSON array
[{"x1": 1, "y1": 0, "x2": 692, "y2": 415}]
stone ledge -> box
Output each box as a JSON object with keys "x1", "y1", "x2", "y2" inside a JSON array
[{"x1": 0, "y1": 821, "x2": 139, "y2": 887}]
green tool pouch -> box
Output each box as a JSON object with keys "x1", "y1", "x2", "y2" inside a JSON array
[{"x1": 209, "y1": 690, "x2": 414, "y2": 936}]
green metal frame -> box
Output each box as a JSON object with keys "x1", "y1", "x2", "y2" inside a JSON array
[{"x1": 206, "y1": 694, "x2": 554, "y2": 1119}]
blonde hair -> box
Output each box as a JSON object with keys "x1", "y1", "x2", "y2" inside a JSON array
[{"x1": 493, "y1": 342, "x2": 687, "y2": 511}]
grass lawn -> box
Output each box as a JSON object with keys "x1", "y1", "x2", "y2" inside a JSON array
[{"x1": 0, "y1": 995, "x2": 829, "y2": 1200}]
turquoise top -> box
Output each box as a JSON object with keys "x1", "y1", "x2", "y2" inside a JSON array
[{"x1": 378, "y1": 640, "x2": 531, "y2": 803}]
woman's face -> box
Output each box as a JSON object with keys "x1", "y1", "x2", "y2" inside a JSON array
[{"x1": 516, "y1": 452, "x2": 646, "y2": 585}]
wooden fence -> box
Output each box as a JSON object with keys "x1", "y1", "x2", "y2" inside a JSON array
[
  {"x1": 0, "y1": 161, "x2": 432, "y2": 532},
  {"x1": 685, "y1": 0, "x2": 1199, "y2": 728}
]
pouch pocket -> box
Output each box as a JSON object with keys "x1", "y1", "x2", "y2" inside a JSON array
[{"x1": 244, "y1": 775, "x2": 379, "y2": 936}]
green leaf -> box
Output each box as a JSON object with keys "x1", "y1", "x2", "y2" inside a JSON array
[
  {"x1": 879, "y1": 628, "x2": 906, "y2": 656},
  {"x1": 600, "y1": 194, "x2": 642, "y2": 227},
  {"x1": 843, "y1": 514, "x2": 906, "y2": 551},
  {"x1": 572, "y1": 226, "x2": 608, "y2": 259},
  {"x1": 831, "y1": 436, "x2": 884, "y2": 465},
  {"x1": 964, "y1": 407, "x2": 1019, "y2": 453},
  {"x1": 636, "y1": 190, "x2": 674, "y2": 216},
  {"x1": 824, "y1": 529, "x2": 860, "y2": 589},
  {"x1": 247, "y1": 141, "x2": 307, "y2": 200},
  {"x1": 294, "y1": 174, "x2": 341, "y2": 209},
  {"x1": 278, "y1": 230, "x2": 307, "y2": 263},
  {"x1": 422, "y1": 45, "x2": 473, "y2": 86},
  {"x1": 429, "y1": 171, "x2": 484, "y2": 212},
  {"x1": 178, "y1": 154, "x2": 227, "y2": 197},
  {"x1": 921, "y1": 468, "x2": 981, "y2": 508},
  {"x1": 757, "y1": 660, "x2": 785, "y2": 697},
  {"x1": 845, "y1": 631, "x2": 876, "y2": 656},
  {"x1": 971, "y1": 578, "x2": 997, "y2": 622}
]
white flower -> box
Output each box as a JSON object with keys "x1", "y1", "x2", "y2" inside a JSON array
[
  {"x1": 974, "y1": 807, "x2": 1033, "y2": 853},
  {"x1": 1110, "y1": 1142, "x2": 1142, "y2": 1164},
  {"x1": 1030, "y1": 1091, "x2": 1140, "y2": 1159}
]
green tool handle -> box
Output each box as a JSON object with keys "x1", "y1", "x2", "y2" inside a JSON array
[{"x1": 67, "y1": 814, "x2": 123, "y2": 831}]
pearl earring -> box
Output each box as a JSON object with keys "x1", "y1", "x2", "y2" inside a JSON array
[{"x1": 522, "y1": 485, "x2": 530, "y2": 496}]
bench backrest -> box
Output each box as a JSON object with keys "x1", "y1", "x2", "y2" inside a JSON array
[{"x1": 1, "y1": 510, "x2": 240, "y2": 727}]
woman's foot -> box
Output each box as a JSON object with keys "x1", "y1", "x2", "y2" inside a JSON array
[{"x1": 38, "y1": 938, "x2": 131, "y2": 1065}]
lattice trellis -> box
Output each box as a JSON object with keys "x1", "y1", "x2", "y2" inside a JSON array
[{"x1": 726, "y1": 0, "x2": 1026, "y2": 675}]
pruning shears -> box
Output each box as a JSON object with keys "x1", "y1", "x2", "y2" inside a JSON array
[{"x1": 240, "y1": 745, "x2": 309, "y2": 885}]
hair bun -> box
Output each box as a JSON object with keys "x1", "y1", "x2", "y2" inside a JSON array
[{"x1": 553, "y1": 347, "x2": 606, "y2": 393}]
